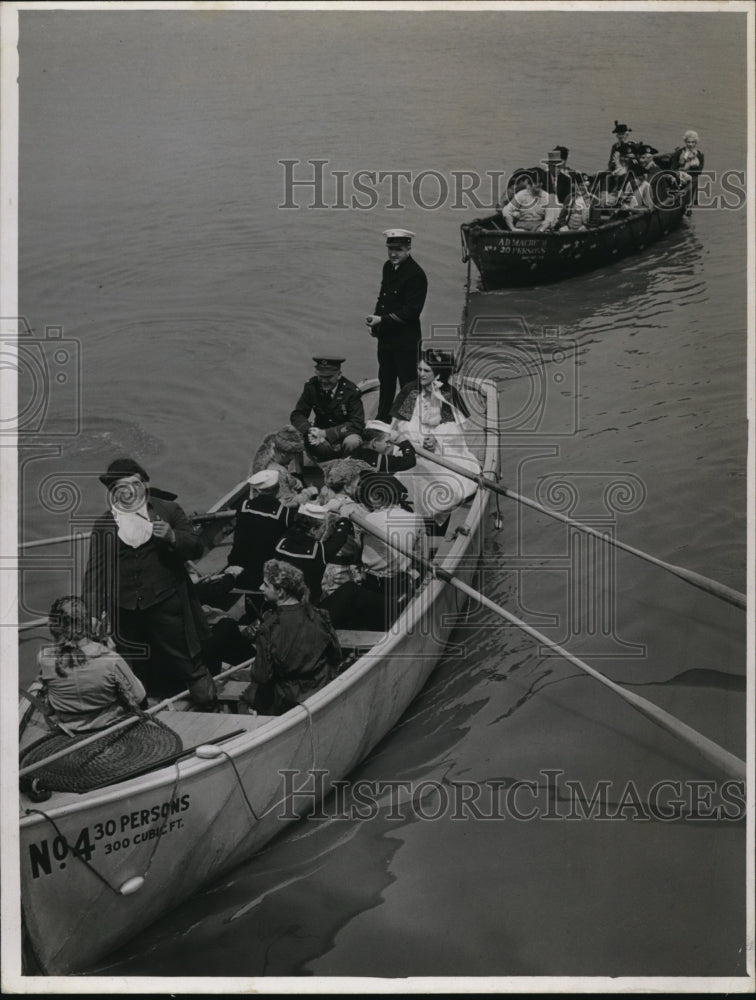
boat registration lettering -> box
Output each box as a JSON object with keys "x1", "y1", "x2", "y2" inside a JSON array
[
  {"x1": 488, "y1": 238, "x2": 547, "y2": 256},
  {"x1": 27, "y1": 793, "x2": 191, "y2": 879}
]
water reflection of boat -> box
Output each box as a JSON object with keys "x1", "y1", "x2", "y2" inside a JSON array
[
  {"x1": 18, "y1": 374, "x2": 499, "y2": 975},
  {"x1": 461, "y1": 188, "x2": 692, "y2": 290}
]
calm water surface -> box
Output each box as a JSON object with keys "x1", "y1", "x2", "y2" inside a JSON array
[{"x1": 16, "y1": 9, "x2": 748, "y2": 980}]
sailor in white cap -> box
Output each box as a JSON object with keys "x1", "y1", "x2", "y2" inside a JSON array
[
  {"x1": 350, "y1": 418, "x2": 417, "y2": 474},
  {"x1": 365, "y1": 228, "x2": 428, "y2": 423},
  {"x1": 225, "y1": 467, "x2": 297, "y2": 605}
]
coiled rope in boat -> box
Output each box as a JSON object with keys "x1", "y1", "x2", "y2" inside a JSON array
[{"x1": 19, "y1": 717, "x2": 183, "y2": 793}]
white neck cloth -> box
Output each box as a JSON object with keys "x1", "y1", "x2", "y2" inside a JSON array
[{"x1": 112, "y1": 501, "x2": 153, "y2": 548}]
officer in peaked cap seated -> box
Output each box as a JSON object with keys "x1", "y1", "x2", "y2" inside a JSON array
[
  {"x1": 290, "y1": 355, "x2": 365, "y2": 462},
  {"x1": 365, "y1": 229, "x2": 428, "y2": 424}
]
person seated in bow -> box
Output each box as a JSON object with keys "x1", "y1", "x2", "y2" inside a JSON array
[
  {"x1": 36, "y1": 595, "x2": 146, "y2": 734},
  {"x1": 320, "y1": 472, "x2": 426, "y2": 633},
  {"x1": 290, "y1": 355, "x2": 365, "y2": 462},
  {"x1": 350, "y1": 419, "x2": 417, "y2": 474},
  {"x1": 669, "y1": 129, "x2": 705, "y2": 206},
  {"x1": 500, "y1": 173, "x2": 555, "y2": 233},
  {"x1": 240, "y1": 560, "x2": 342, "y2": 716},
  {"x1": 249, "y1": 425, "x2": 317, "y2": 507},
  {"x1": 389, "y1": 350, "x2": 481, "y2": 531}
]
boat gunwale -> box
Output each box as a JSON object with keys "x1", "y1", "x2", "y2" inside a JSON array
[
  {"x1": 461, "y1": 200, "x2": 689, "y2": 243},
  {"x1": 19, "y1": 375, "x2": 499, "y2": 828}
]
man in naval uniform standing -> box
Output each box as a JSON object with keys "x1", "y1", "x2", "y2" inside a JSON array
[{"x1": 365, "y1": 229, "x2": 428, "y2": 423}]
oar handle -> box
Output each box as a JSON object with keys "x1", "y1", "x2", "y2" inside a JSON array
[
  {"x1": 17, "y1": 509, "x2": 235, "y2": 550},
  {"x1": 413, "y1": 446, "x2": 746, "y2": 611}
]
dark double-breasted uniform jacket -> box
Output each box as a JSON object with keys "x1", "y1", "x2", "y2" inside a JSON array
[
  {"x1": 373, "y1": 255, "x2": 428, "y2": 346},
  {"x1": 290, "y1": 375, "x2": 365, "y2": 445}
]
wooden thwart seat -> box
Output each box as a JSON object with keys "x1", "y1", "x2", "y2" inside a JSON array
[{"x1": 336, "y1": 629, "x2": 387, "y2": 650}]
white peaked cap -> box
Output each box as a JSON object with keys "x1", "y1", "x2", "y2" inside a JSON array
[
  {"x1": 247, "y1": 469, "x2": 279, "y2": 489},
  {"x1": 365, "y1": 420, "x2": 394, "y2": 435},
  {"x1": 298, "y1": 501, "x2": 329, "y2": 520}
]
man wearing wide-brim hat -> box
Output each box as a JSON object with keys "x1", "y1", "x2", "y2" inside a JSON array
[
  {"x1": 82, "y1": 457, "x2": 217, "y2": 706},
  {"x1": 365, "y1": 229, "x2": 428, "y2": 423},
  {"x1": 290, "y1": 355, "x2": 365, "y2": 461}
]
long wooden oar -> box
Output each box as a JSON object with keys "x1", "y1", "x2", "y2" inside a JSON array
[
  {"x1": 17, "y1": 509, "x2": 237, "y2": 551},
  {"x1": 413, "y1": 445, "x2": 747, "y2": 611},
  {"x1": 19, "y1": 657, "x2": 255, "y2": 779},
  {"x1": 351, "y1": 510, "x2": 746, "y2": 782}
]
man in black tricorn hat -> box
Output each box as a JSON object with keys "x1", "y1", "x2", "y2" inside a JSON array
[
  {"x1": 365, "y1": 229, "x2": 428, "y2": 423},
  {"x1": 290, "y1": 356, "x2": 365, "y2": 461},
  {"x1": 608, "y1": 121, "x2": 642, "y2": 172},
  {"x1": 83, "y1": 457, "x2": 217, "y2": 706}
]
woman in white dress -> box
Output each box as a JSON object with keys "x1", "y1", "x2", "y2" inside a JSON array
[{"x1": 389, "y1": 350, "x2": 481, "y2": 526}]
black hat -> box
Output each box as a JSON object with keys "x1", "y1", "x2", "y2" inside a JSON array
[
  {"x1": 313, "y1": 356, "x2": 345, "y2": 373},
  {"x1": 355, "y1": 471, "x2": 408, "y2": 511},
  {"x1": 612, "y1": 121, "x2": 632, "y2": 134},
  {"x1": 553, "y1": 146, "x2": 569, "y2": 160},
  {"x1": 99, "y1": 457, "x2": 150, "y2": 489},
  {"x1": 637, "y1": 144, "x2": 658, "y2": 156}
]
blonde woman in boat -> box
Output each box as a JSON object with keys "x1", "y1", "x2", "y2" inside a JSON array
[
  {"x1": 36, "y1": 595, "x2": 146, "y2": 734},
  {"x1": 389, "y1": 350, "x2": 481, "y2": 528},
  {"x1": 249, "y1": 424, "x2": 318, "y2": 507},
  {"x1": 240, "y1": 560, "x2": 341, "y2": 715}
]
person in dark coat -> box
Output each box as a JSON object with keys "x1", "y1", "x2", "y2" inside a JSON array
[
  {"x1": 290, "y1": 357, "x2": 365, "y2": 461},
  {"x1": 241, "y1": 559, "x2": 342, "y2": 716},
  {"x1": 607, "y1": 121, "x2": 643, "y2": 172},
  {"x1": 82, "y1": 457, "x2": 216, "y2": 706},
  {"x1": 365, "y1": 229, "x2": 428, "y2": 423},
  {"x1": 226, "y1": 469, "x2": 296, "y2": 589},
  {"x1": 273, "y1": 502, "x2": 330, "y2": 603}
]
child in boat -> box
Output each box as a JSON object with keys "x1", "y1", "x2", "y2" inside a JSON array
[
  {"x1": 36, "y1": 595, "x2": 146, "y2": 734},
  {"x1": 241, "y1": 560, "x2": 342, "y2": 715}
]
